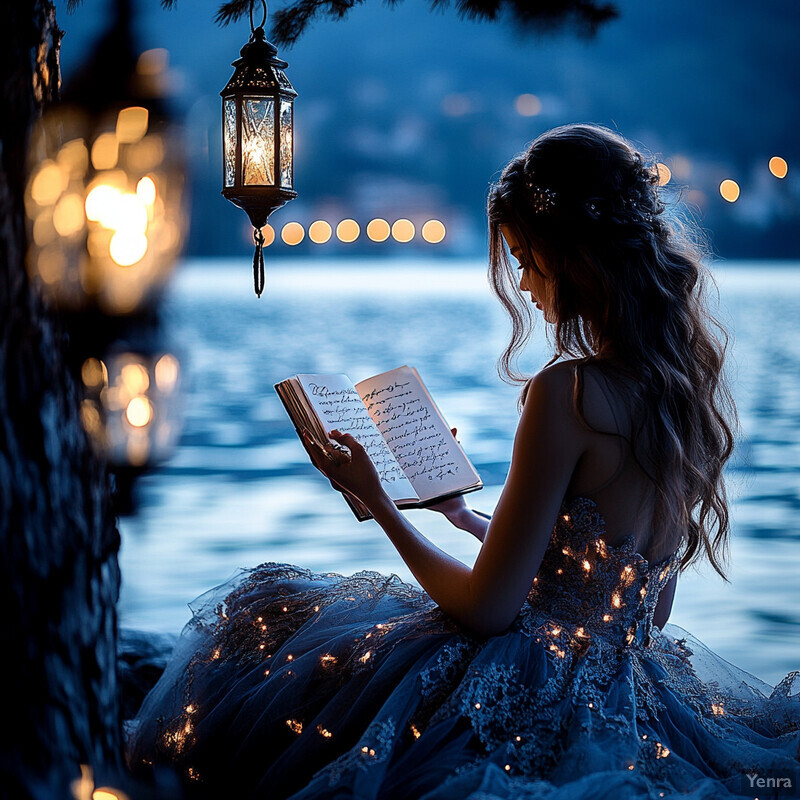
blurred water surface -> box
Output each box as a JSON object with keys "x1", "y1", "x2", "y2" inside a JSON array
[{"x1": 119, "y1": 259, "x2": 800, "y2": 686}]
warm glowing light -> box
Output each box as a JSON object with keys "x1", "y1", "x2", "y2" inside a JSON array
[
  {"x1": 116, "y1": 106, "x2": 149, "y2": 144},
  {"x1": 262, "y1": 224, "x2": 275, "y2": 246},
  {"x1": 711, "y1": 703, "x2": 726, "y2": 715},
  {"x1": 53, "y1": 193, "x2": 85, "y2": 236},
  {"x1": 769, "y1": 156, "x2": 788, "y2": 179},
  {"x1": 612, "y1": 593, "x2": 622, "y2": 608},
  {"x1": 137, "y1": 48, "x2": 168, "y2": 75},
  {"x1": 366, "y1": 218, "x2": 390, "y2": 242},
  {"x1": 91, "y1": 133, "x2": 119, "y2": 170},
  {"x1": 155, "y1": 354, "x2": 179, "y2": 392},
  {"x1": 136, "y1": 176, "x2": 157, "y2": 205},
  {"x1": 36, "y1": 248, "x2": 65, "y2": 284},
  {"x1": 719, "y1": 179, "x2": 740, "y2": 202},
  {"x1": 85, "y1": 185, "x2": 120, "y2": 223},
  {"x1": 82, "y1": 358, "x2": 108, "y2": 388},
  {"x1": 286, "y1": 719, "x2": 303, "y2": 734},
  {"x1": 421, "y1": 219, "x2": 446, "y2": 244},
  {"x1": 656, "y1": 163, "x2": 672, "y2": 186},
  {"x1": 110, "y1": 231, "x2": 148, "y2": 266},
  {"x1": 336, "y1": 219, "x2": 360, "y2": 243},
  {"x1": 31, "y1": 160, "x2": 66, "y2": 205},
  {"x1": 33, "y1": 212, "x2": 55, "y2": 247},
  {"x1": 121, "y1": 363, "x2": 150, "y2": 394},
  {"x1": 281, "y1": 221, "x2": 305, "y2": 245},
  {"x1": 93, "y1": 789, "x2": 127, "y2": 800},
  {"x1": 128, "y1": 135, "x2": 164, "y2": 171},
  {"x1": 80, "y1": 400, "x2": 102, "y2": 436},
  {"x1": 308, "y1": 220, "x2": 332, "y2": 244},
  {"x1": 582, "y1": 559, "x2": 591, "y2": 571},
  {"x1": 317, "y1": 725, "x2": 333, "y2": 738},
  {"x1": 411, "y1": 724, "x2": 421, "y2": 739},
  {"x1": 654, "y1": 742, "x2": 670, "y2": 758},
  {"x1": 115, "y1": 194, "x2": 148, "y2": 232},
  {"x1": 515, "y1": 93, "x2": 542, "y2": 116},
  {"x1": 72, "y1": 765, "x2": 94, "y2": 800},
  {"x1": 391, "y1": 218, "x2": 415, "y2": 243},
  {"x1": 126, "y1": 396, "x2": 153, "y2": 427},
  {"x1": 58, "y1": 138, "x2": 89, "y2": 176}
]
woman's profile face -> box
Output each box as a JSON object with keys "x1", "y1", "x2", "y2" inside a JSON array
[{"x1": 501, "y1": 226, "x2": 557, "y2": 324}]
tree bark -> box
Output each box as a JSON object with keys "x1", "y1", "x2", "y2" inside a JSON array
[{"x1": 0, "y1": 2, "x2": 122, "y2": 797}]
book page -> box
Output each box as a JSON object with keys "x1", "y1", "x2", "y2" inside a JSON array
[
  {"x1": 356, "y1": 366, "x2": 480, "y2": 502},
  {"x1": 295, "y1": 374, "x2": 417, "y2": 503}
]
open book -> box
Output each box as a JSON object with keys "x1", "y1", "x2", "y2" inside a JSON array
[{"x1": 275, "y1": 365, "x2": 482, "y2": 520}]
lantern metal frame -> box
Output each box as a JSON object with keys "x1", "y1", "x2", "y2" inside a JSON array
[{"x1": 221, "y1": 1, "x2": 297, "y2": 295}]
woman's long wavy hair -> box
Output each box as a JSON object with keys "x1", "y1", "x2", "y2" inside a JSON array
[{"x1": 488, "y1": 123, "x2": 736, "y2": 577}]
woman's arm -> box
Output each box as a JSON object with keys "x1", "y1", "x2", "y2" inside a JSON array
[
  {"x1": 304, "y1": 364, "x2": 587, "y2": 638},
  {"x1": 652, "y1": 573, "x2": 677, "y2": 630},
  {"x1": 428, "y1": 497, "x2": 490, "y2": 542}
]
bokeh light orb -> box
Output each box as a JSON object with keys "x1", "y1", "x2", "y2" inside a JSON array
[
  {"x1": 391, "y1": 219, "x2": 415, "y2": 243},
  {"x1": 336, "y1": 219, "x2": 360, "y2": 243},
  {"x1": 421, "y1": 220, "x2": 446, "y2": 244},
  {"x1": 126, "y1": 395, "x2": 153, "y2": 427},
  {"x1": 109, "y1": 231, "x2": 148, "y2": 266},
  {"x1": 367, "y1": 218, "x2": 390, "y2": 242},
  {"x1": 656, "y1": 163, "x2": 672, "y2": 186},
  {"x1": 719, "y1": 179, "x2": 740, "y2": 203},
  {"x1": 309, "y1": 220, "x2": 332, "y2": 244},
  {"x1": 515, "y1": 94, "x2": 542, "y2": 117},
  {"x1": 769, "y1": 156, "x2": 788, "y2": 179},
  {"x1": 281, "y1": 222, "x2": 305, "y2": 246}
]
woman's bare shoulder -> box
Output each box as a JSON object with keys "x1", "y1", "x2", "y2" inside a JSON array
[{"x1": 522, "y1": 361, "x2": 590, "y2": 434}]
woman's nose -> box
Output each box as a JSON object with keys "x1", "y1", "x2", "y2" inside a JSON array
[{"x1": 519, "y1": 271, "x2": 529, "y2": 292}]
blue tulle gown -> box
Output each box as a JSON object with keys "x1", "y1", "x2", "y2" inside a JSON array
[{"x1": 127, "y1": 497, "x2": 800, "y2": 799}]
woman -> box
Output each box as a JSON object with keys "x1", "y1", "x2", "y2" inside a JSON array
[{"x1": 129, "y1": 124, "x2": 799, "y2": 799}]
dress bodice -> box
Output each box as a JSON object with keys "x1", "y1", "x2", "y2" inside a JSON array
[{"x1": 519, "y1": 496, "x2": 681, "y2": 651}]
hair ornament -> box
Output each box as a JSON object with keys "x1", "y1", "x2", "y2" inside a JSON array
[
  {"x1": 622, "y1": 196, "x2": 654, "y2": 222},
  {"x1": 526, "y1": 182, "x2": 558, "y2": 214},
  {"x1": 584, "y1": 197, "x2": 604, "y2": 220}
]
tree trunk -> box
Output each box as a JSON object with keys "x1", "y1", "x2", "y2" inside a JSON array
[{"x1": 0, "y1": 2, "x2": 122, "y2": 797}]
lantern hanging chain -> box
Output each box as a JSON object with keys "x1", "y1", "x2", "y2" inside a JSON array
[
  {"x1": 253, "y1": 227, "x2": 266, "y2": 298},
  {"x1": 250, "y1": 0, "x2": 268, "y2": 33}
]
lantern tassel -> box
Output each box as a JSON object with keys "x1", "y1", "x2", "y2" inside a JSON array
[{"x1": 253, "y1": 226, "x2": 266, "y2": 298}]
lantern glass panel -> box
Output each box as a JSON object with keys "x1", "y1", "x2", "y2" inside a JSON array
[
  {"x1": 280, "y1": 100, "x2": 293, "y2": 189},
  {"x1": 242, "y1": 97, "x2": 275, "y2": 186},
  {"x1": 223, "y1": 98, "x2": 236, "y2": 188}
]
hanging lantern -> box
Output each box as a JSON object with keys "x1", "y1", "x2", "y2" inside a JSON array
[{"x1": 221, "y1": 0, "x2": 297, "y2": 297}]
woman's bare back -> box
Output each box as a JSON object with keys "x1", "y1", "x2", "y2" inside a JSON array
[{"x1": 564, "y1": 360, "x2": 678, "y2": 565}]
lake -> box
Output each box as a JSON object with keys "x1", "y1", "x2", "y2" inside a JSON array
[{"x1": 118, "y1": 258, "x2": 800, "y2": 687}]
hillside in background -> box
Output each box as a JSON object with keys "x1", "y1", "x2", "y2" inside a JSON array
[{"x1": 59, "y1": 0, "x2": 800, "y2": 259}]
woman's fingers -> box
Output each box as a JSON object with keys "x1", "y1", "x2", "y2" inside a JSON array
[
  {"x1": 328, "y1": 429, "x2": 362, "y2": 455},
  {"x1": 300, "y1": 429, "x2": 327, "y2": 471}
]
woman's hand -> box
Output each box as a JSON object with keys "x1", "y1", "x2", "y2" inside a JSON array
[
  {"x1": 427, "y1": 428, "x2": 469, "y2": 518},
  {"x1": 300, "y1": 428, "x2": 388, "y2": 509}
]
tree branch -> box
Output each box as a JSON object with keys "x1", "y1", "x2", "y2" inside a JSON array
[{"x1": 213, "y1": 0, "x2": 618, "y2": 45}]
